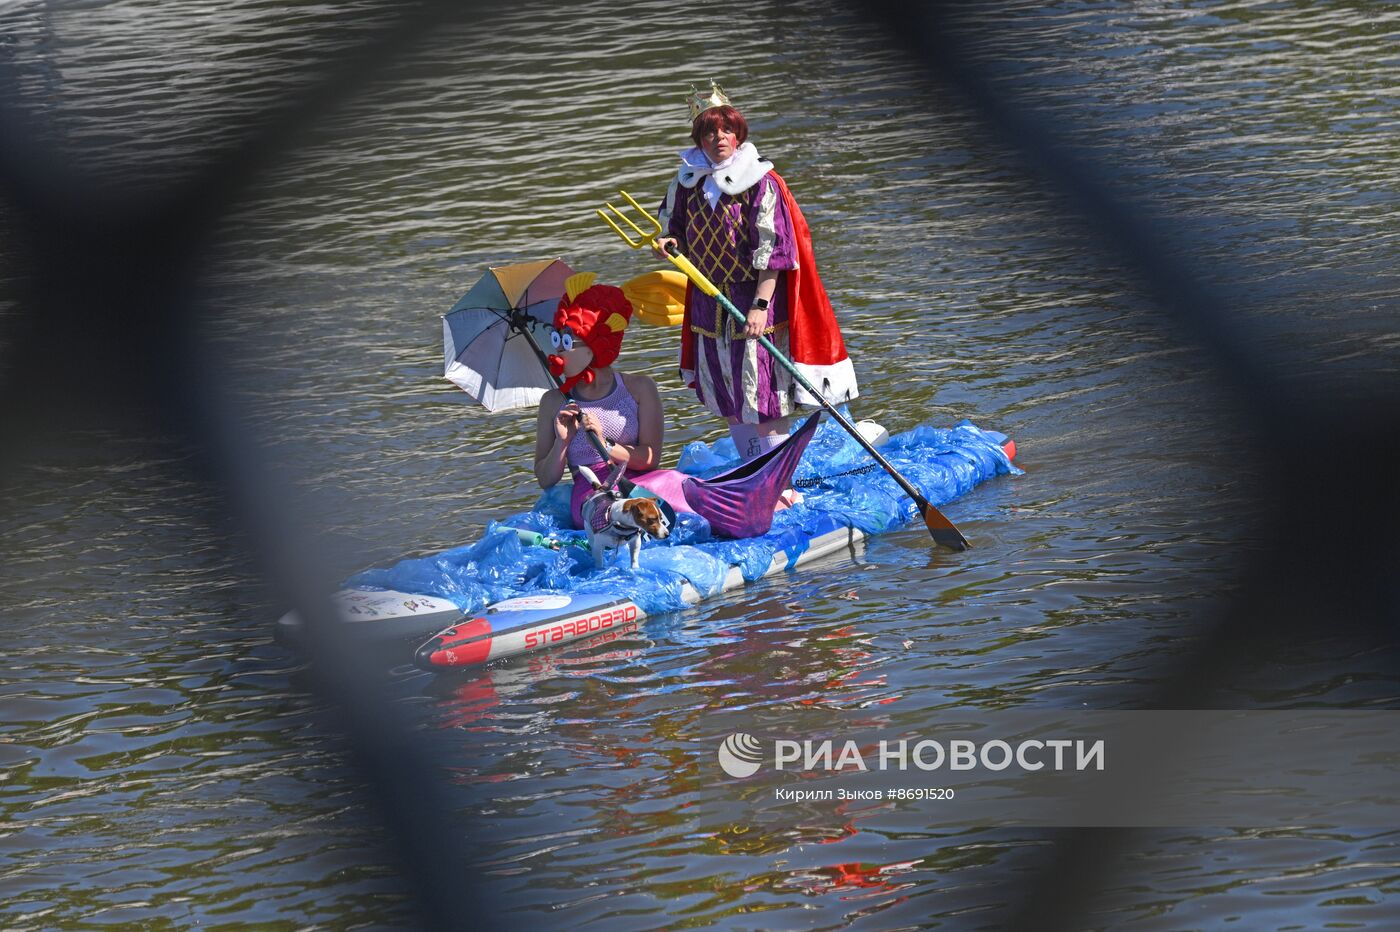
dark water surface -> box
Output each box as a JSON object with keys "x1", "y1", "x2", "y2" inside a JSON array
[{"x1": 2, "y1": 0, "x2": 1398, "y2": 927}]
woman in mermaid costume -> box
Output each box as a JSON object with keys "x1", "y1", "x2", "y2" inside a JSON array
[{"x1": 532, "y1": 274, "x2": 819, "y2": 540}]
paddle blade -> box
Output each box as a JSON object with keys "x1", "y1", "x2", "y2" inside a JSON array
[
  {"x1": 919, "y1": 500, "x2": 971, "y2": 551},
  {"x1": 620, "y1": 269, "x2": 686, "y2": 326}
]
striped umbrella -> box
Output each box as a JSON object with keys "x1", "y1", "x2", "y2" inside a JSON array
[{"x1": 441, "y1": 258, "x2": 574, "y2": 412}]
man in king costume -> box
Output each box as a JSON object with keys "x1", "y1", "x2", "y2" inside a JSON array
[{"x1": 656, "y1": 81, "x2": 859, "y2": 474}]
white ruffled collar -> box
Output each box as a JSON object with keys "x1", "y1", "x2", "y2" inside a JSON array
[{"x1": 676, "y1": 142, "x2": 773, "y2": 206}]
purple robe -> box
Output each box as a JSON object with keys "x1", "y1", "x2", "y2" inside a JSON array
[{"x1": 663, "y1": 173, "x2": 800, "y2": 424}]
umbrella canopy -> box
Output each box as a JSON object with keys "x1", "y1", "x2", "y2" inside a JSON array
[{"x1": 442, "y1": 258, "x2": 574, "y2": 412}]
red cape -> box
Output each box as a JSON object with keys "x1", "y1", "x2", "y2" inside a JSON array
[{"x1": 679, "y1": 171, "x2": 849, "y2": 382}]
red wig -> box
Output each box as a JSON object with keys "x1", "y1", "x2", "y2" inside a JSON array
[
  {"x1": 690, "y1": 105, "x2": 749, "y2": 148},
  {"x1": 548, "y1": 283, "x2": 633, "y2": 393}
]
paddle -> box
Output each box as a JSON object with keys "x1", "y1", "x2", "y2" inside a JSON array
[{"x1": 597, "y1": 191, "x2": 970, "y2": 551}]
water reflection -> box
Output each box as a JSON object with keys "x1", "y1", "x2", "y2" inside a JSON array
[{"x1": 3, "y1": 0, "x2": 1398, "y2": 926}]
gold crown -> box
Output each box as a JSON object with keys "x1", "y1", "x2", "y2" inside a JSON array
[{"x1": 687, "y1": 80, "x2": 732, "y2": 121}]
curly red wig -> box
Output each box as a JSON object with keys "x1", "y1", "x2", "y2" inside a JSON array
[
  {"x1": 549, "y1": 283, "x2": 633, "y2": 393},
  {"x1": 690, "y1": 105, "x2": 749, "y2": 148}
]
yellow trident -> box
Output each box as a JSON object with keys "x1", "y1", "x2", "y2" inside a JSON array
[
  {"x1": 596, "y1": 191, "x2": 721, "y2": 299},
  {"x1": 596, "y1": 189, "x2": 972, "y2": 551}
]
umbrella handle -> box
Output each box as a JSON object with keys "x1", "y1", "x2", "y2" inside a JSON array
[{"x1": 508, "y1": 309, "x2": 618, "y2": 464}]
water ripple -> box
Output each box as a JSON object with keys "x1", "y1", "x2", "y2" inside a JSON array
[{"x1": 3, "y1": 0, "x2": 1398, "y2": 926}]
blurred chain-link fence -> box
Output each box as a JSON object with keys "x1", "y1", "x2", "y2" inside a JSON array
[{"x1": 2, "y1": 2, "x2": 1395, "y2": 928}]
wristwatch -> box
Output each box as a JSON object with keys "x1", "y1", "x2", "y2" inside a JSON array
[{"x1": 751, "y1": 297, "x2": 770, "y2": 311}]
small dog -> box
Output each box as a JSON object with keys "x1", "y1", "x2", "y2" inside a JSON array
[{"x1": 577, "y1": 463, "x2": 671, "y2": 569}]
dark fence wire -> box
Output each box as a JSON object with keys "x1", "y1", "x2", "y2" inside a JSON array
[
  {"x1": 1, "y1": 1, "x2": 1395, "y2": 929},
  {"x1": 0, "y1": 1, "x2": 495, "y2": 927},
  {"x1": 855, "y1": 4, "x2": 1400, "y2": 930}
]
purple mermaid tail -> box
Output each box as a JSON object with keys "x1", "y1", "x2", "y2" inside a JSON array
[
  {"x1": 680, "y1": 411, "x2": 821, "y2": 538},
  {"x1": 569, "y1": 413, "x2": 821, "y2": 539}
]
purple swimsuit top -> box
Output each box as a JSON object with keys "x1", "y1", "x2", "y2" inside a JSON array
[{"x1": 566, "y1": 372, "x2": 640, "y2": 468}]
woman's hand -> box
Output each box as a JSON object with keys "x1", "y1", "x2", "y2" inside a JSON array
[
  {"x1": 653, "y1": 236, "x2": 679, "y2": 259},
  {"x1": 744, "y1": 307, "x2": 767, "y2": 339},
  {"x1": 575, "y1": 409, "x2": 630, "y2": 466},
  {"x1": 554, "y1": 403, "x2": 581, "y2": 442},
  {"x1": 579, "y1": 409, "x2": 605, "y2": 438}
]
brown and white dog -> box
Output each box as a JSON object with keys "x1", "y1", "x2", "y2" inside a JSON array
[{"x1": 577, "y1": 463, "x2": 671, "y2": 569}]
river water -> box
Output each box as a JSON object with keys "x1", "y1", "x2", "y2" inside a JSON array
[{"x1": 2, "y1": 0, "x2": 1397, "y2": 927}]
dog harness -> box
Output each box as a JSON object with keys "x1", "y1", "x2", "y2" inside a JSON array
[{"x1": 586, "y1": 491, "x2": 642, "y2": 540}]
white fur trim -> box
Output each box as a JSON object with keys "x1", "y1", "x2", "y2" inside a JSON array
[
  {"x1": 676, "y1": 147, "x2": 709, "y2": 189},
  {"x1": 680, "y1": 366, "x2": 697, "y2": 388},
  {"x1": 792, "y1": 357, "x2": 860, "y2": 408},
  {"x1": 675, "y1": 143, "x2": 772, "y2": 207}
]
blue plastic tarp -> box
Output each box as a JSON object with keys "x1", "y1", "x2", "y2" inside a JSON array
[{"x1": 346, "y1": 416, "x2": 1020, "y2": 616}]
